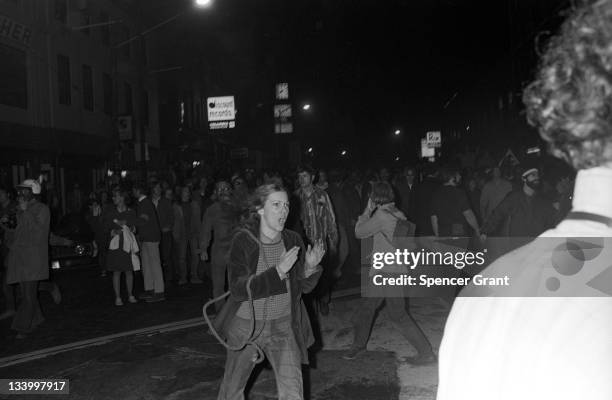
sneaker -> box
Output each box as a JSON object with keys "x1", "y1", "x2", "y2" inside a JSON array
[
  {"x1": 191, "y1": 278, "x2": 203, "y2": 284},
  {"x1": 128, "y1": 296, "x2": 138, "y2": 304},
  {"x1": 139, "y1": 291, "x2": 154, "y2": 300},
  {"x1": 342, "y1": 346, "x2": 366, "y2": 360},
  {"x1": 115, "y1": 298, "x2": 124, "y2": 306},
  {"x1": 146, "y1": 293, "x2": 166, "y2": 303}
]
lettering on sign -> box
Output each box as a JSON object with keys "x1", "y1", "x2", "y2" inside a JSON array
[
  {"x1": 207, "y1": 96, "x2": 236, "y2": 122},
  {"x1": 0, "y1": 15, "x2": 32, "y2": 47}
]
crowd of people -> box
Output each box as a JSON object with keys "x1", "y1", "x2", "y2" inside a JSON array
[
  {"x1": 0, "y1": 0, "x2": 610, "y2": 398},
  {"x1": 0, "y1": 152, "x2": 572, "y2": 340}
]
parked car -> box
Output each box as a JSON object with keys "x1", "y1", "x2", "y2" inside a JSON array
[{"x1": 50, "y1": 213, "x2": 96, "y2": 270}]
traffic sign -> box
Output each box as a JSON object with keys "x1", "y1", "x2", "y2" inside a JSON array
[{"x1": 426, "y1": 131, "x2": 442, "y2": 148}]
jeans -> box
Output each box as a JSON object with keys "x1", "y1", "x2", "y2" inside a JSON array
[
  {"x1": 174, "y1": 237, "x2": 199, "y2": 282},
  {"x1": 140, "y1": 242, "x2": 165, "y2": 294},
  {"x1": 352, "y1": 296, "x2": 433, "y2": 356},
  {"x1": 11, "y1": 280, "x2": 44, "y2": 333},
  {"x1": 217, "y1": 316, "x2": 303, "y2": 400}
]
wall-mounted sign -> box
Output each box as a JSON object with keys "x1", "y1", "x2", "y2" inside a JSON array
[
  {"x1": 117, "y1": 116, "x2": 132, "y2": 140},
  {"x1": 421, "y1": 138, "x2": 435, "y2": 158},
  {"x1": 209, "y1": 121, "x2": 236, "y2": 130},
  {"x1": 275, "y1": 122, "x2": 293, "y2": 134},
  {"x1": 274, "y1": 104, "x2": 292, "y2": 118},
  {"x1": 426, "y1": 131, "x2": 442, "y2": 148},
  {"x1": 276, "y1": 83, "x2": 289, "y2": 100},
  {"x1": 207, "y1": 96, "x2": 235, "y2": 131},
  {"x1": 0, "y1": 15, "x2": 32, "y2": 47}
]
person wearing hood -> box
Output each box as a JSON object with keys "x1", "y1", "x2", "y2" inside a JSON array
[{"x1": 343, "y1": 181, "x2": 435, "y2": 364}]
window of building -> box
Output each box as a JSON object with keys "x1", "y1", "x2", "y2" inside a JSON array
[
  {"x1": 103, "y1": 73, "x2": 112, "y2": 115},
  {"x1": 54, "y1": 0, "x2": 67, "y2": 24},
  {"x1": 57, "y1": 54, "x2": 71, "y2": 105},
  {"x1": 82, "y1": 65, "x2": 93, "y2": 111},
  {"x1": 124, "y1": 82, "x2": 132, "y2": 114},
  {"x1": 100, "y1": 12, "x2": 110, "y2": 46},
  {"x1": 141, "y1": 91, "x2": 149, "y2": 127},
  {"x1": 0, "y1": 43, "x2": 27, "y2": 109}
]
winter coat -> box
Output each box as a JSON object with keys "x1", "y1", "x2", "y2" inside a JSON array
[{"x1": 6, "y1": 200, "x2": 50, "y2": 284}]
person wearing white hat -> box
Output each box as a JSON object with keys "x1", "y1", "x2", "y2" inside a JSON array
[
  {"x1": 4, "y1": 179, "x2": 50, "y2": 338},
  {"x1": 480, "y1": 166, "x2": 557, "y2": 240}
]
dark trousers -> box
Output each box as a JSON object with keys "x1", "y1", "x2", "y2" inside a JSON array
[
  {"x1": 1, "y1": 250, "x2": 15, "y2": 312},
  {"x1": 160, "y1": 231, "x2": 173, "y2": 282},
  {"x1": 217, "y1": 316, "x2": 303, "y2": 400},
  {"x1": 11, "y1": 280, "x2": 45, "y2": 334},
  {"x1": 352, "y1": 296, "x2": 433, "y2": 356}
]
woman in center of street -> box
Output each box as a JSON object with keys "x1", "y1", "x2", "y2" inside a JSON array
[{"x1": 216, "y1": 183, "x2": 325, "y2": 400}]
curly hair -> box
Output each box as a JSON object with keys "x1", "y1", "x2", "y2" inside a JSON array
[{"x1": 524, "y1": 0, "x2": 612, "y2": 169}]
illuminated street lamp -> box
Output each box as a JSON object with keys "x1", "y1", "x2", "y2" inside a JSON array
[
  {"x1": 394, "y1": 129, "x2": 401, "y2": 136},
  {"x1": 341, "y1": 150, "x2": 347, "y2": 156},
  {"x1": 195, "y1": 0, "x2": 213, "y2": 7},
  {"x1": 307, "y1": 147, "x2": 313, "y2": 153},
  {"x1": 302, "y1": 104, "x2": 311, "y2": 111}
]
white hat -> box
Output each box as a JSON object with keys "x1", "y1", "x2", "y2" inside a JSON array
[
  {"x1": 17, "y1": 179, "x2": 42, "y2": 194},
  {"x1": 521, "y1": 168, "x2": 539, "y2": 179}
]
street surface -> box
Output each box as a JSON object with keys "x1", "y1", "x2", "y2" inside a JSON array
[{"x1": 0, "y1": 265, "x2": 448, "y2": 399}]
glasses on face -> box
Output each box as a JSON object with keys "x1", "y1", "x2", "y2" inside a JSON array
[{"x1": 268, "y1": 200, "x2": 290, "y2": 212}]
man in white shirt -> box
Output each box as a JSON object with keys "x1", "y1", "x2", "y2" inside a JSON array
[{"x1": 437, "y1": 2, "x2": 612, "y2": 399}]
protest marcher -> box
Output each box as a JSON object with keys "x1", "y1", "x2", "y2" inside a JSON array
[
  {"x1": 215, "y1": 183, "x2": 324, "y2": 400},
  {"x1": 132, "y1": 182, "x2": 165, "y2": 302},
  {"x1": 200, "y1": 180, "x2": 240, "y2": 311},
  {"x1": 344, "y1": 182, "x2": 435, "y2": 363},
  {"x1": 4, "y1": 180, "x2": 50, "y2": 338},
  {"x1": 295, "y1": 165, "x2": 338, "y2": 315},
  {"x1": 104, "y1": 188, "x2": 139, "y2": 306}
]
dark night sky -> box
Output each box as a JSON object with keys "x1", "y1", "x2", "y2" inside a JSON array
[{"x1": 144, "y1": 0, "x2": 571, "y2": 161}]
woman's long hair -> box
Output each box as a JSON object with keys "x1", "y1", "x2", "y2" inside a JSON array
[{"x1": 238, "y1": 183, "x2": 287, "y2": 234}]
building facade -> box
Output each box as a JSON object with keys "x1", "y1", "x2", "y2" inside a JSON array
[{"x1": 0, "y1": 0, "x2": 159, "y2": 213}]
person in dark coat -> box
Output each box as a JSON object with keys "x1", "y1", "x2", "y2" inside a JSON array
[
  {"x1": 412, "y1": 165, "x2": 441, "y2": 236},
  {"x1": 215, "y1": 183, "x2": 324, "y2": 400},
  {"x1": 481, "y1": 167, "x2": 558, "y2": 239},
  {"x1": 4, "y1": 180, "x2": 50, "y2": 338},
  {"x1": 133, "y1": 182, "x2": 165, "y2": 302}
]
